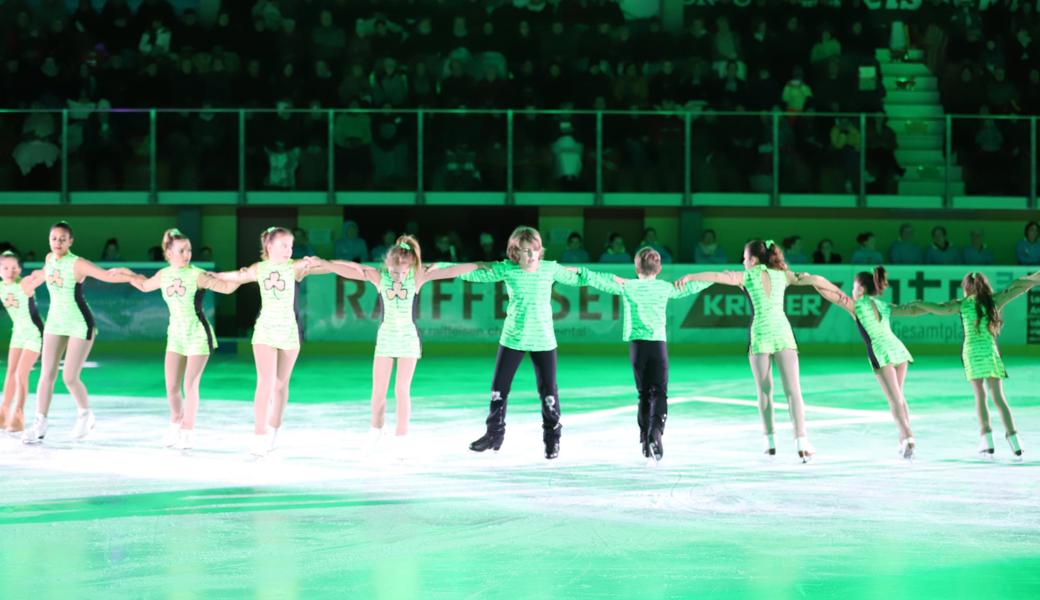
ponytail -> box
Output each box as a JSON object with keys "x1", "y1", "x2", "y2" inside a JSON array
[
  {"x1": 161, "y1": 228, "x2": 189, "y2": 256},
  {"x1": 259, "y1": 226, "x2": 293, "y2": 260},
  {"x1": 853, "y1": 265, "x2": 889, "y2": 296},
  {"x1": 872, "y1": 266, "x2": 888, "y2": 294},
  {"x1": 385, "y1": 234, "x2": 422, "y2": 272},
  {"x1": 745, "y1": 239, "x2": 788, "y2": 271},
  {"x1": 963, "y1": 272, "x2": 1002, "y2": 336}
]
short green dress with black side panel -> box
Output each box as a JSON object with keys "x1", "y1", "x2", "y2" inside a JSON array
[
  {"x1": 0, "y1": 280, "x2": 44, "y2": 352},
  {"x1": 251, "y1": 260, "x2": 301, "y2": 350},
  {"x1": 160, "y1": 265, "x2": 217, "y2": 356},
  {"x1": 42, "y1": 252, "x2": 95, "y2": 340}
]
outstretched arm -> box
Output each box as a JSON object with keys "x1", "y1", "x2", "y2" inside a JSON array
[
  {"x1": 992, "y1": 272, "x2": 1040, "y2": 310},
  {"x1": 319, "y1": 259, "x2": 380, "y2": 284},
  {"x1": 675, "y1": 270, "x2": 743, "y2": 288},
  {"x1": 552, "y1": 264, "x2": 587, "y2": 287},
  {"x1": 803, "y1": 275, "x2": 855, "y2": 316},
  {"x1": 19, "y1": 269, "x2": 47, "y2": 294},
  {"x1": 211, "y1": 264, "x2": 258, "y2": 284},
  {"x1": 890, "y1": 303, "x2": 926, "y2": 317},
  {"x1": 418, "y1": 262, "x2": 482, "y2": 287},
  {"x1": 76, "y1": 259, "x2": 140, "y2": 284},
  {"x1": 461, "y1": 261, "x2": 505, "y2": 284},
  {"x1": 129, "y1": 271, "x2": 162, "y2": 293},
  {"x1": 197, "y1": 271, "x2": 241, "y2": 295},
  {"x1": 582, "y1": 269, "x2": 625, "y2": 295},
  {"x1": 914, "y1": 299, "x2": 961, "y2": 316}
]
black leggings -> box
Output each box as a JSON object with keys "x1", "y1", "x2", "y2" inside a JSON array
[
  {"x1": 485, "y1": 345, "x2": 561, "y2": 441},
  {"x1": 630, "y1": 340, "x2": 669, "y2": 441}
]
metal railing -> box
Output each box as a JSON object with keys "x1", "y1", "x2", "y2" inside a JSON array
[{"x1": 2, "y1": 108, "x2": 1037, "y2": 207}]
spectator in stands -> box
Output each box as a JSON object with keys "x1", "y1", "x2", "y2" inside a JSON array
[
  {"x1": 640, "y1": 228, "x2": 672, "y2": 263},
  {"x1": 813, "y1": 238, "x2": 842, "y2": 264},
  {"x1": 197, "y1": 246, "x2": 213, "y2": 262},
  {"x1": 560, "y1": 232, "x2": 590, "y2": 263},
  {"x1": 851, "y1": 232, "x2": 884, "y2": 265},
  {"x1": 829, "y1": 117, "x2": 861, "y2": 193},
  {"x1": 782, "y1": 236, "x2": 809, "y2": 265},
  {"x1": 1016, "y1": 221, "x2": 1040, "y2": 265},
  {"x1": 889, "y1": 223, "x2": 923, "y2": 264},
  {"x1": 925, "y1": 226, "x2": 960, "y2": 264},
  {"x1": 475, "y1": 232, "x2": 503, "y2": 262},
  {"x1": 985, "y1": 67, "x2": 1020, "y2": 113},
  {"x1": 810, "y1": 29, "x2": 842, "y2": 65},
  {"x1": 551, "y1": 121, "x2": 584, "y2": 190},
  {"x1": 371, "y1": 230, "x2": 396, "y2": 263},
  {"x1": 781, "y1": 66, "x2": 813, "y2": 113},
  {"x1": 291, "y1": 228, "x2": 315, "y2": 259},
  {"x1": 334, "y1": 220, "x2": 368, "y2": 261},
  {"x1": 695, "y1": 229, "x2": 727, "y2": 264},
  {"x1": 371, "y1": 58, "x2": 409, "y2": 107},
  {"x1": 599, "y1": 233, "x2": 631, "y2": 264},
  {"x1": 430, "y1": 233, "x2": 461, "y2": 262},
  {"x1": 101, "y1": 238, "x2": 122, "y2": 261},
  {"x1": 962, "y1": 228, "x2": 994, "y2": 265}
]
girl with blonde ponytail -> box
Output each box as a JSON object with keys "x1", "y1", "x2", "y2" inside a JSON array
[
  {"x1": 124, "y1": 229, "x2": 241, "y2": 450},
  {"x1": 314, "y1": 235, "x2": 483, "y2": 457},
  {"x1": 913, "y1": 270, "x2": 1040, "y2": 460}
]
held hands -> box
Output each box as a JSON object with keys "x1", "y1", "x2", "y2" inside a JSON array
[
  {"x1": 673, "y1": 274, "x2": 692, "y2": 288},
  {"x1": 475, "y1": 261, "x2": 494, "y2": 271}
]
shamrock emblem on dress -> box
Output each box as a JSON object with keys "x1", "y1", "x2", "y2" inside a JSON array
[
  {"x1": 47, "y1": 269, "x2": 64, "y2": 288},
  {"x1": 385, "y1": 281, "x2": 409, "y2": 302},
  {"x1": 264, "y1": 270, "x2": 287, "y2": 298},
  {"x1": 3, "y1": 293, "x2": 17, "y2": 309},
  {"x1": 166, "y1": 278, "x2": 186, "y2": 297}
]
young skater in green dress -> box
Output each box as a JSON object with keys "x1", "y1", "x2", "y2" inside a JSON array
[
  {"x1": 211, "y1": 227, "x2": 323, "y2": 457},
  {"x1": 805, "y1": 266, "x2": 924, "y2": 459},
  {"x1": 126, "y1": 229, "x2": 241, "y2": 450},
  {"x1": 0, "y1": 251, "x2": 46, "y2": 433},
  {"x1": 316, "y1": 235, "x2": 481, "y2": 457},
  {"x1": 676, "y1": 239, "x2": 824, "y2": 462},
  {"x1": 22, "y1": 222, "x2": 140, "y2": 444},
  {"x1": 912, "y1": 270, "x2": 1040, "y2": 460}
]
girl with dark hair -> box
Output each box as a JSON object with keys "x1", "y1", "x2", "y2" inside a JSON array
[
  {"x1": 210, "y1": 227, "x2": 324, "y2": 457},
  {"x1": 812, "y1": 238, "x2": 842, "y2": 264},
  {"x1": 677, "y1": 239, "x2": 824, "y2": 462},
  {"x1": 913, "y1": 270, "x2": 1040, "y2": 460},
  {"x1": 316, "y1": 235, "x2": 482, "y2": 457},
  {"x1": 22, "y1": 222, "x2": 140, "y2": 445},
  {"x1": 806, "y1": 266, "x2": 924, "y2": 459},
  {"x1": 125, "y1": 229, "x2": 241, "y2": 450}
]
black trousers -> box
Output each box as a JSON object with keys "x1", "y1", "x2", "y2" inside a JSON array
[
  {"x1": 629, "y1": 340, "x2": 669, "y2": 442},
  {"x1": 485, "y1": 345, "x2": 561, "y2": 442}
]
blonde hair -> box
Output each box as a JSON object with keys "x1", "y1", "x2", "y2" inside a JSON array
[
  {"x1": 259, "y1": 226, "x2": 293, "y2": 260},
  {"x1": 0, "y1": 250, "x2": 20, "y2": 265},
  {"x1": 635, "y1": 247, "x2": 661, "y2": 276},
  {"x1": 385, "y1": 234, "x2": 422, "y2": 272},
  {"x1": 161, "y1": 228, "x2": 190, "y2": 257},
  {"x1": 506, "y1": 226, "x2": 544, "y2": 263}
]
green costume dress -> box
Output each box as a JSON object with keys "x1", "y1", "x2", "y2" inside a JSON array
[
  {"x1": 1, "y1": 280, "x2": 44, "y2": 352},
  {"x1": 461, "y1": 260, "x2": 583, "y2": 352},
  {"x1": 959, "y1": 296, "x2": 1007, "y2": 380},
  {"x1": 159, "y1": 265, "x2": 217, "y2": 356},
  {"x1": 853, "y1": 296, "x2": 913, "y2": 369},
  {"x1": 742, "y1": 265, "x2": 797, "y2": 354},
  {"x1": 583, "y1": 271, "x2": 710, "y2": 342},
  {"x1": 251, "y1": 260, "x2": 301, "y2": 350},
  {"x1": 374, "y1": 268, "x2": 421, "y2": 359},
  {"x1": 42, "y1": 252, "x2": 95, "y2": 340}
]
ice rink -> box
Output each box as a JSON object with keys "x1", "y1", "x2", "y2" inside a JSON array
[{"x1": 1, "y1": 354, "x2": 1038, "y2": 598}]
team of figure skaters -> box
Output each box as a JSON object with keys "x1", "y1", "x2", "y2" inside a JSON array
[{"x1": 2, "y1": 221, "x2": 1039, "y2": 464}]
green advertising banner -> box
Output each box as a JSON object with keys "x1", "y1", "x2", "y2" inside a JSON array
[{"x1": 302, "y1": 265, "x2": 1040, "y2": 347}]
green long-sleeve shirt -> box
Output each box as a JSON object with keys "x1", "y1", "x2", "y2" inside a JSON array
[
  {"x1": 461, "y1": 260, "x2": 583, "y2": 351},
  {"x1": 584, "y1": 270, "x2": 710, "y2": 342}
]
